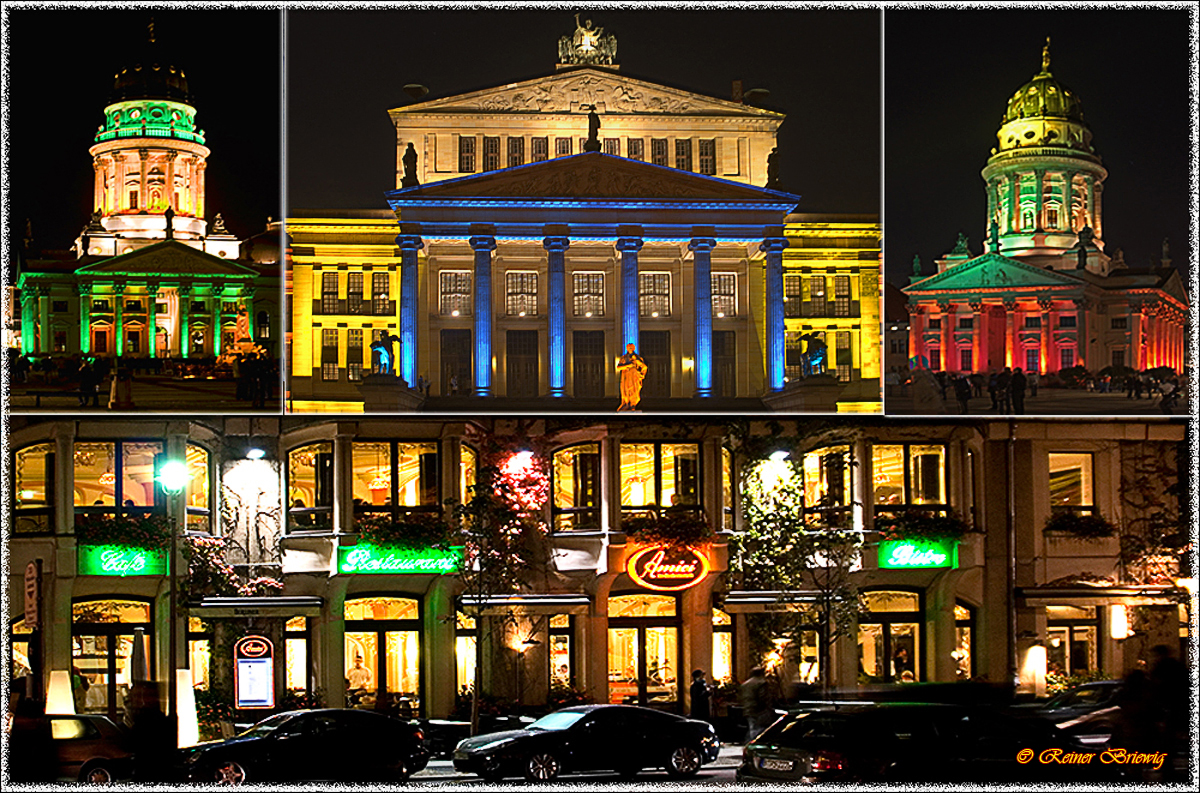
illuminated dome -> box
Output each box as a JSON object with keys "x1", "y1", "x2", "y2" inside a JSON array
[
  {"x1": 109, "y1": 21, "x2": 191, "y2": 103},
  {"x1": 1002, "y1": 59, "x2": 1083, "y2": 124},
  {"x1": 993, "y1": 39, "x2": 1093, "y2": 155}
]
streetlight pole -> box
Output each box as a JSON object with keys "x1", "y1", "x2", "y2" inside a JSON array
[{"x1": 156, "y1": 457, "x2": 188, "y2": 731}]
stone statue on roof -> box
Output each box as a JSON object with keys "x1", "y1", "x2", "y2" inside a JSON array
[
  {"x1": 559, "y1": 13, "x2": 618, "y2": 65},
  {"x1": 951, "y1": 232, "x2": 970, "y2": 257}
]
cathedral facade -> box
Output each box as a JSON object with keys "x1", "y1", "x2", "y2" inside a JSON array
[{"x1": 903, "y1": 44, "x2": 1188, "y2": 377}]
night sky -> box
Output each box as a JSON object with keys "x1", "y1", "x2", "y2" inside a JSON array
[
  {"x1": 884, "y1": 8, "x2": 1192, "y2": 288},
  {"x1": 285, "y1": 8, "x2": 880, "y2": 213},
  {"x1": 5, "y1": 8, "x2": 281, "y2": 254}
]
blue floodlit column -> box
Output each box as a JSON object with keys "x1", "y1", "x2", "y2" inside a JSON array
[
  {"x1": 690, "y1": 236, "x2": 716, "y2": 397},
  {"x1": 544, "y1": 234, "x2": 570, "y2": 397},
  {"x1": 397, "y1": 233, "x2": 423, "y2": 386},
  {"x1": 470, "y1": 234, "x2": 497, "y2": 397},
  {"x1": 617, "y1": 235, "x2": 644, "y2": 349},
  {"x1": 761, "y1": 236, "x2": 789, "y2": 392}
]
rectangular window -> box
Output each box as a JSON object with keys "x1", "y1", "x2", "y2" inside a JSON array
[
  {"x1": 802, "y1": 446, "x2": 852, "y2": 526},
  {"x1": 1024, "y1": 316, "x2": 1042, "y2": 329},
  {"x1": 351, "y1": 441, "x2": 440, "y2": 519},
  {"x1": 321, "y1": 329, "x2": 339, "y2": 381},
  {"x1": 531, "y1": 137, "x2": 549, "y2": 162},
  {"x1": 1049, "y1": 453, "x2": 1094, "y2": 515},
  {"x1": 958, "y1": 317, "x2": 974, "y2": 329},
  {"x1": 550, "y1": 615, "x2": 573, "y2": 687},
  {"x1": 833, "y1": 275, "x2": 851, "y2": 317},
  {"x1": 13, "y1": 443, "x2": 54, "y2": 534},
  {"x1": 553, "y1": 444, "x2": 600, "y2": 531},
  {"x1": 785, "y1": 331, "x2": 804, "y2": 383},
  {"x1": 807, "y1": 276, "x2": 827, "y2": 317},
  {"x1": 347, "y1": 272, "x2": 364, "y2": 315},
  {"x1": 675, "y1": 139, "x2": 693, "y2": 171},
  {"x1": 572, "y1": 272, "x2": 604, "y2": 317},
  {"x1": 627, "y1": 138, "x2": 644, "y2": 161},
  {"x1": 1058, "y1": 315, "x2": 1076, "y2": 328},
  {"x1": 555, "y1": 137, "x2": 572, "y2": 157},
  {"x1": 347, "y1": 329, "x2": 364, "y2": 382},
  {"x1": 1111, "y1": 317, "x2": 1128, "y2": 330},
  {"x1": 1111, "y1": 349, "x2": 1125, "y2": 368},
  {"x1": 505, "y1": 271, "x2": 538, "y2": 317},
  {"x1": 712, "y1": 273, "x2": 736, "y2": 318},
  {"x1": 1060, "y1": 348, "x2": 1075, "y2": 369},
  {"x1": 321, "y1": 272, "x2": 339, "y2": 314},
  {"x1": 698, "y1": 139, "x2": 716, "y2": 175},
  {"x1": 1026, "y1": 349, "x2": 1040, "y2": 374},
  {"x1": 784, "y1": 274, "x2": 803, "y2": 318},
  {"x1": 651, "y1": 138, "x2": 668, "y2": 166},
  {"x1": 53, "y1": 331, "x2": 67, "y2": 352},
  {"x1": 960, "y1": 349, "x2": 973, "y2": 372},
  {"x1": 439, "y1": 271, "x2": 472, "y2": 316},
  {"x1": 928, "y1": 318, "x2": 942, "y2": 330},
  {"x1": 288, "y1": 443, "x2": 333, "y2": 530},
  {"x1": 603, "y1": 138, "x2": 620, "y2": 155},
  {"x1": 372, "y1": 272, "x2": 390, "y2": 315},
  {"x1": 129, "y1": 191, "x2": 138, "y2": 210},
  {"x1": 72, "y1": 441, "x2": 164, "y2": 519},
  {"x1": 52, "y1": 301, "x2": 68, "y2": 313},
  {"x1": 836, "y1": 331, "x2": 852, "y2": 381},
  {"x1": 482, "y1": 137, "x2": 500, "y2": 171},
  {"x1": 930, "y1": 348, "x2": 941, "y2": 370},
  {"x1": 872, "y1": 444, "x2": 947, "y2": 511},
  {"x1": 507, "y1": 137, "x2": 525, "y2": 168},
  {"x1": 619, "y1": 442, "x2": 700, "y2": 513},
  {"x1": 92, "y1": 299, "x2": 112, "y2": 313},
  {"x1": 639, "y1": 272, "x2": 671, "y2": 318},
  {"x1": 458, "y1": 136, "x2": 476, "y2": 172}
]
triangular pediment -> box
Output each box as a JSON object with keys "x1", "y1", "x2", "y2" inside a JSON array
[
  {"x1": 904, "y1": 252, "x2": 1084, "y2": 293},
  {"x1": 389, "y1": 67, "x2": 782, "y2": 118},
  {"x1": 388, "y1": 152, "x2": 798, "y2": 204},
  {"x1": 1157, "y1": 269, "x2": 1190, "y2": 304},
  {"x1": 76, "y1": 240, "x2": 258, "y2": 278}
]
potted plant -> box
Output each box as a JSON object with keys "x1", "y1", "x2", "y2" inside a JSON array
[
  {"x1": 1042, "y1": 510, "x2": 1117, "y2": 540},
  {"x1": 622, "y1": 510, "x2": 714, "y2": 548}
]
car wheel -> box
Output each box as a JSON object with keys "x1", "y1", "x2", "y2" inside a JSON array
[
  {"x1": 666, "y1": 745, "x2": 702, "y2": 778},
  {"x1": 212, "y1": 759, "x2": 248, "y2": 786},
  {"x1": 79, "y1": 762, "x2": 115, "y2": 784},
  {"x1": 525, "y1": 752, "x2": 561, "y2": 781}
]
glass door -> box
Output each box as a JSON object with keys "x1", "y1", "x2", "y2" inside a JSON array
[
  {"x1": 644, "y1": 626, "x2": 678, "y2": 708},
  {"x1": 608, "y1": 627, "x2": 640, "y2": 705}
]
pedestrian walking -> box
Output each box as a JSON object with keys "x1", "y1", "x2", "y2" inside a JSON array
[
  {"x1": 689, "y1": 670, "x2": 712, "y2": 723},
  {"x1": 953, "y1": 374, "x2": 971, "y2": 414},
  {"x1": 996, "y1": 367, "x2": 1013, "y2": 413},
  {"x1": 1028, "y1": 370, "x2": 1038, "y2": 397},
  {"x1": 449, "y1": 374, "x2": 459, "y2": 395},
  {"x1": 740, "y1": 666, "x2": 773, "y2": 744},
  {"x1": 1010, "y1": 367, "x2": 1027, "y2": 414}
]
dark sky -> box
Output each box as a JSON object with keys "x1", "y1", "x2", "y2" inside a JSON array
[
  {"x1": 6, "y1": 8, "x2": 281, "y2": 253},
  {"x1": 884, "y1": 8, "x2": 1192, "y2": 288},
  {"x1": 286, "y1": 8, "x2": 880, "y2": 213}
]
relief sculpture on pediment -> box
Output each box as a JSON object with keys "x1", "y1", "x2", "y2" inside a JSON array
[{"x1": 470, "y1": 74, "x2": 694, "y2": 115}]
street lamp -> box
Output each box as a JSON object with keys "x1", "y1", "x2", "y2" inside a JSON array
[{"x1": 156, "y1": 456, "x2": 186, "y2": 744}]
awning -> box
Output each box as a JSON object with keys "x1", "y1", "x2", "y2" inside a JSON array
[
  {"x1": 458, "y1": 594, "x2": 592, "y2": 615},
  {"x1": 722, "y1": 590, "x2": 821, "y2": 613},
  {"x1": 190, "y1": 596, "x2": 324, "y2": 618},
  {"x1": 1017, "y1": 585, "x2": 1185, "y2": 607}
]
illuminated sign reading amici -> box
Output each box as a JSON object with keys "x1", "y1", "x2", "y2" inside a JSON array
[
  {"x1": 77, "y1": 545, "x2": 167, "y2": 577},
  {"x1": 878, "y1": 539, "x2": 958, "y2": 570},
  {"x1": 338, "y1": 544, "x2": 461, "y2": 575},
  {"x1": 626, "y1": 545, "x2": 711, "y2": 592}
]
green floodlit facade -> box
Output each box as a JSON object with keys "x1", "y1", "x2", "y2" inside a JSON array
[{"x1": 94, "y1": 99, "x2": 206, "y2": 145}]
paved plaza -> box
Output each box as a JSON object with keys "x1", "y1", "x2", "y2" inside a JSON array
[
  {"x1": 885, "y1": 385, "x2": 1190, "y2": 416},
  {"x1": 8, "y1": 375, "x2": 280, "y2": 413}
]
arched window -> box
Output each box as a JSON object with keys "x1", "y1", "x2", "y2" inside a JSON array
[
  {"x1": 858, "y1": 590, "x2": 922, "y2": 684},
  {"x1": 186, "y1": 443, "x2": 211, "y2": 532},
  {"x1": 608, "y1": 594, "x2": 681, "y2": 710},
  {"x1": 552, "y1": 443, "x2": 600, "y2": 531}
]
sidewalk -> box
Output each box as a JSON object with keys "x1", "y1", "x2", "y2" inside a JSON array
[{"x1": 412, "y1": 745, "x2": 743, "y2": 781}]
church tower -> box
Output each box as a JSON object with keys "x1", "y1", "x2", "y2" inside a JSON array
[
  {"x1": 979, "y1": 40, "x2": 1109, "y2": 273},
  {"x1": 77, "y1": 22, "x2": 237, "y2": 259}
]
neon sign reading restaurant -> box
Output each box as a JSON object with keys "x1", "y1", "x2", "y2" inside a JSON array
[
  {"x1": 77, "y1": 545, "x2": 167, "y2": 576},
  {"x1": 338, "y1": 545, "x2": 461, "y2": 575},
  {"x1": 626, "y1": 545, "x2": 711, "y2": 591}
]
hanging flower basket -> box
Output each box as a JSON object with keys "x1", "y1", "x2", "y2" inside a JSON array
[
  {"x1": 623, "y1": 510, "x2": 714, "y2": 549},
  {"x1": 875, "y1": 509, "x2": 972, "y2": 543},
  {"x1": 75, "y1": 514, "x2": 174, "y2": 550},
  {"x1": 1043, "y1": 510, "x2": 1117, "y2": 540},
  {"x1": 354, "y1": 511, "x2": 455, "y2": 550}
]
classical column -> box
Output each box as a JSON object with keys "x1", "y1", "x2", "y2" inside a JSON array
[
  {"x1": 212, "y1": 286, "x2": 223, "y2": 358},
  {"x1": 147, "y1": 284, "x2": 158, "y2": 358},
  {"x1": 20, "y1": 292, "x2": 35, "y2": 355},
  {"x1": 1003, "y1": 299, "x2": 1017, "y2": 369},
  {"x1": 907, "y1": 304, "x2": 925, "y2": 367},
  {"x1": 78, "y1": 284, "x2": 92, "y2": 354},
  {"x1": 1038, "y1": 298, "x2": 1052, "y2": 374},
  {"x1": 138, "y1": 149, "x2": 149, "y2": 208},
  {"x1": 1085, "y1": 176, "x2": 1096, "y2": 232},
  {"x1": 985, "y1": 181, "x2": 997, "y2": 232},
  {"x1": 179, "y1": 285, "x2": 192, "y2": 358},
  {"x1": 1129, "y1": 302, "x2": 1144, "y2": 370},
  {"x1": 113, "y1": 283, "x2": 126, "y2": 357},
  {"x1": 469, "y1": 233, "x2": 497, "y2": 397},
  {"x1": 195, "y1": 161, "x2": 207, "y2": 219},
  {"x1": 969, "y1": 301, "x2": 984, "y2": 373},
  {"x1": 689, "y1": 234, "x2": 716, "y2": 397},
  {"x1": 1073, "y1": 298, "x2": 1088, "y2": 370},
  {"x1": 93, "y1": 161, "x2": 104, "y2": 213},
  {"x1": 1093, "y1": 181, "x2": 1104, "y2": 240},
  {"x1": 616, "y1": 230, "x2": 644, "y2": 349},
  {"x1": 1033, "y1": 169, "x2": 1045, "y2": 232},
  {"x1": 397, "y1": 231, "x2": 424, "y2": 387},
  {"x1": 543, "y1": 232, "x2": 570, "y2": 397},
  {"x1": 1007, "y1": 174, "x2": 1019, "y2": 233},
  {"x1": 165, "y1": 152, "x2": 177, "y2": 210},
  {"x1": 37, "y1": 289, "x2": 50, "y2": 353},
  {"x1": 761, "y1": 234, "x2": 789, "y2": 391},
  {"x1": 939, "y1": 303, "x2": 954, "y2": 371}
]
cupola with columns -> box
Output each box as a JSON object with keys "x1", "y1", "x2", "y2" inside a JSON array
[{"x1": 978, "y1": 39, "x2": 1110, "y2": 273}]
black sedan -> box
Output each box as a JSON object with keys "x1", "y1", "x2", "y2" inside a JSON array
[
  {"x1": 1025, "y1": 680, "x2": 1123, "y2": 746},
  {"x1": 736, "y1": 703, "x2": 1109, "y2": 784},
  {"x1": 453, "y1": 704, "x2": 720, "y2": 781},
  {"x1": 6, "y1": 713, "x2": 134, "y2": 783},
  {"x1": 179, "y1": 708, "x2": 428, "y2": 784}
]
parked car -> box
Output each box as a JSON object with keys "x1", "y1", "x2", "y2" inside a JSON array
[
  {"x1": 736, "y1": 702, "x2": 1108, "y2": 783},
  {"x1": 177, "y1": 708, "x2": 428, "y2": 784},
  {"x1": 420, "y1": 714, "x2": 536, "y2": 759},
  {"x1": 452, "y1": 704, "x2": 720, "y2": 781},
  {"x1": 1025, "y1": 680, "x2": 1122, "y2": 746},
  {"x1": 5, "y1": 713, "x2": 134, "y2": 783}
]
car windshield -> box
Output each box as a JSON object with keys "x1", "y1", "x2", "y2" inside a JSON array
[
  {"x1": 237, "y1": 712, "x2": 298, "y2": 739},
  {"x1": 527, "y1": 711, "x2": 587, "y2": 732},
  {"x1": 1047, "y1": 686, "x2": 1111, "y2": 709}
]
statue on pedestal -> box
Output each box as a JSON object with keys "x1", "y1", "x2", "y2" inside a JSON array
[
  {"x1": 616, "y1": 342, "x2": 647, "y2": 411},
  {"x1": 401, "y1": 143, "x2": 420, "y2": 188},
  {"x1": 799, "y1": 332, "x2": 828, "y2": 377},
  {"x1": 370, "y1": 333, "x2": 402, "y2": 376}
]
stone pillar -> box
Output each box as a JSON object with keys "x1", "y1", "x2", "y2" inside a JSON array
[
  {"x1": 20, "y1": 292, "x2": 35, "y2": 355},
  {"x1": 689, "y1": 234, "x2": 716, "y2": 397},
  {"x1": 985, "y1": 180, "x2": 997, "y2": 232},
  {"x1": 165, "y1": 152, "x2": 177, "y2": 210},
  {"x1": 1007, "y1": 174, "x2": 1019, "y2": 233},
  {"x1": 469, "y1": 232, "x2": 497, "y2": 397},
  {"x1": 212, "y1": 286, "x2": 223, "y2": 358},
  {"x1": 196, "y1": 161, "x2": 207, "y2": 219},
  {"x1": 424, "y1": 577, "x2": 457, "y2": 718},
  {"x1": 1003, "y1": 300, "x2": 1017, "y2": 369},
  {"x1": 1093, "y1": 181, "x2": 1104, "y2": 240},
  {"x1": 93, "y1": 161, "x2": 104, "y2": 213},
  {"x1": 138, "y1": 149, "x2": 149, "y2": 208},
  {"x1": 1085, "y1": 176, "x2": 1096, "y2": 232},
  {"x1": 113, "y1": 283, "x2": 126, "y2": 357},
  {"x1": 1072, "y1": 299, "x2": 1088, "y2": 371},
  {"x1": 333, "y1": 430, "x2": 353, "y2": 533},
  {"x1": 969, "y1": 302, "x2": 984, "y2": 373},
  {"x1": 616, "y1": 231, "x2": 644, "y2": 349},
  {"x1": 908, "y1": 304, "x2": 925, "y2": 367},
  {"x1": 397, "y1": 231, "x2": 424, "y2": 387},
  {"x1": 761, "y1": 234, "x2": 789, "y2": 391},
  {"x1": 1038, "y1": 298, "x2": 1052, "y2": 374},
  {"x1": 940, "y1": 303, "x2": 955, "y2": 371},
  {"x1": 544, "y1": 231, "x2": 570, "y2": 397},
  {"x1": 37, "y1": 289, "x2": 50, "y2": 353},
  {"x1": 179, "y1": 285, "x2": 191, "y2": 358},
  {"x1": 1033, "y1": 169, "x2": 1045, "y2": 232},
  {"x1": 147, "y1": 284, "x2": 158, "y2": 358},
  {"x1": 1129, "y1": 303, "x2": 1144, "y2": 370},
  {"x1": 77, "y1": 285, "x2": 92, "y2": 354}
]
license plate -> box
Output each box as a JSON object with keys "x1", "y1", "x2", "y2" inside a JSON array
[{"x1": 759, "y1": 758, "x2": 794, "y2": 772}]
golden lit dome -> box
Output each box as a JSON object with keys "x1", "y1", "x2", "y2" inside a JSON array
[{"x1": 1002, "y1": 38, "x2": 1084, "y2": 125}]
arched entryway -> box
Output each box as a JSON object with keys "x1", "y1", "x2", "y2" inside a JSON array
[
  {"x1": 343, "y1": 596, "x2": 422, "y2": 716},
  {"x1": 71, "y1": 598, "x2": 154, "y2": 719},
  {"x1": 607, "y1": 593, "x2": 681, "y2": 711}
]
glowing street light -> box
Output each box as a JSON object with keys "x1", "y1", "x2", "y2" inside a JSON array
[{"x1": 155, "y1": 460, "x2": 189, "y2": 494}]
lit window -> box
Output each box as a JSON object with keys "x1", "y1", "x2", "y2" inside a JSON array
[
  {"x1": 806, "y1": 277, "x2": 827, "y2": 317},
  {"x1": 505, "y1": 271, "x2": 538, "y2": 317},
  {"x1": 371, "y1": 272, "x2": 390, "y2": 315},
  {"x1": 439, "y1": 271, "x2": 472, "y2": 316},
  {"x1": 1049, "y1": 453, "x2": 1094, "y2": 515},
  {"x1": 321, "y1": 328, "x2": 339, "y2": 381},
  {"x1": 550, "y1": 615, "x2": 573, "y2": 687},
  {"x1": 627, "y1": 138, "x2": 644, "y2": 161},
  {"x1": 351, "y1": 441, "x2": 440, "y2": 522},
  {"x1": 320, "y1": 272, "x2": 339, "y2": 314},
  {"x1": 458, "y1": 136, "x2": 476, "y2": 172},
  {"x1": 712, "y1": 608, "x2": 733, "y2": 683},
  {"x1": 73, "y1": 441, "x2": 165, "y2": 521},
  {"x1": 185, "y1": 444, "x2": 211, "y2": 533},
  {"x1": 712, "y1": 273, "x2": 736, "y2": 318},
  {"x1": 784, "y1": 274, "x2": 803, "y2": 318},
  {"x1": 722, "y1": 447, "x2": 734, "y2": 530},
  {"x1": 836, "y1": 331, "x2": 852, "y2": 382},
  {"x1": 482, "y1": 136, "x2": 500, "y2": 171},
  {"x1": 13, "y1": 443, "x2": 54, "y2": 534},
  {"x1": 507, "y1": 137, "x2": 525, "y2": 168},
  {"x1": 802, "y1": 446, "x2": 852, "y2": 526},
  {"x1": 554, "y1": 137, "x2": 573, "y2": 157},
  {"x1": 552, "y1": 444, "x2": 600, "y2": 531},
  {"x1": 698, "y1": 139, "x2": 716, "y2": 175},
  {"x1": 603, "y1": 138, "x2": 620, "y2": 155},
  {"x1": 347, "y1": 328, "x2": 364, "y2": 382},
  {"x1": 675, "y1": 139, "x2": 693, "y2": 171},
  {"x1": 639, "y1": 272, "x2": 671, "y2": 318},
  {"x1": 457, "y1": 611, "x2": 477, "y2": 694},
  {"x1": 620, "y1": 442, "x2": 699, "y2": 513},
  {"x1": 871, "y1": 444, "x2": 946, "y2": 512},
  {"x1": 285, "y1": 616, "x2": 310, "y2": 696},
  {"x1": 531, "y1": 137, "x2": 549, "y2": 162},
  {"x1": 288, "y1": 443, "x2": 333, "y2": 531},
  {"x1": 650, "y1": 138, "x2": 668, "y2": 166},
  {"x1": 460, "y1": 445, "x2": 477, "y2": 504},
  {"x1": 572, "y1": 272, "x2": 604, "y2": 317}
]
